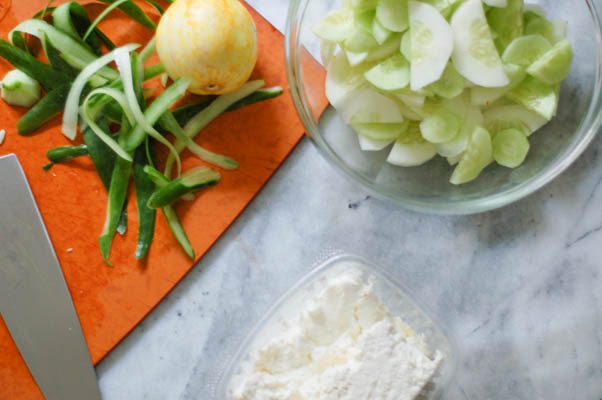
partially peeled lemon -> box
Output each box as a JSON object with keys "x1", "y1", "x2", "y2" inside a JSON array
[{"x1": 156, "y1": 0, "x2": 258, "y2": 95}]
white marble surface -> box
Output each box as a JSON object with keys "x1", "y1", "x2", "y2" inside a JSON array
[{"x1": 97, "y1": 2, "x2": 602, "y2": 399}]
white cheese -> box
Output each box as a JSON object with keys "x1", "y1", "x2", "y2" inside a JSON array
[{"x1": 229, "y1": 269, "x2": 443, "y2": 400}]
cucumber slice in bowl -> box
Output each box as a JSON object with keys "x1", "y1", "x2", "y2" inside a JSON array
[
  {"x1": 420, "y1": 109, "x2": 460, "y2": 143},
  {"x1": 408, "y1": 1, "x2": 453, "y2": 90},
  {"x1": 387, "y1": 123, "x2": 437, "y2": 166},
  {"x1": 436, "y1": 104, "x2": 483, "y2": 157},
  {"x1": 372, "y1": 17, "x2": 392, "y2": 45},
  {"x1": 351, "y1": 120, "x2": 409, "y2": 141},
  {"x1": 451, "y1": 0, "x2": 509, "y2": 88},
  {"x1": 483, "y1": 104, "x2": 547, "y2": 136},
  {"x1": 341, "y1": 87, "x2": 405, "y2": 123},
  {"x1": 450, "y1": 126, "x2": 493, "y2": 185},
  {"x1": 429, "y1": 63, "x2": 465, "y2": 99},
  {"x1": 470, "y1": 63, "x2": 526, "y2": 106},
  {"x1": 506, "y1": 76, "x2": 557, "y2": 120},
  {"x1": 376, "y1": 0, "x2": 409, "y2": 33},
  {"x1": 364, "y1": 53, "x2": 410, "y2": 91},
  {"x1": 358, "y1": 135, "x2": 395, "y2": 151},
  {"x1": 483, "y1": 0, "x2": 508, "y2": 7},
  {"x1": 313, "y1": 8, "x2": 355, "y2": 43},
  {"x1": 502, "y1": 34, "x2": 552, "y2": 67},
  {"x1": 492, "y1": 128, "x2": 530, "y2": 168},
  {"x1": 526, "y1": 39, "x2": 573, "y2": 84},
  {"x1": 487, "y1": 0, "x2": 523, "y2": 51},
  {"x1": 325, "y1": 52, "x2": 368, "y2": 109}
]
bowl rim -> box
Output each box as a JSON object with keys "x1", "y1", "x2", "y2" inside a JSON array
[{"x1": 285, "y1": 0, "x2": 602, "y2": 215}]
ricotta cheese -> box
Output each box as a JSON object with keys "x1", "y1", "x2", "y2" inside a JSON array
[{"x1": 229, "y1": 269, "x2": 443, "y2": 400}]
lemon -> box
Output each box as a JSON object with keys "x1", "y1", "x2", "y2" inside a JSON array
[{"x1": 156, "y1": 0, "x2": 258, "y2": 95}]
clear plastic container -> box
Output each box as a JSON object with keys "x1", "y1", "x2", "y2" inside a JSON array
[{"x1": 211, "y1": 253, "x2": 458, "y2": 399}]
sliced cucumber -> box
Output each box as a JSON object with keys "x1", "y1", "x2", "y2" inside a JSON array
[
  {"x1": 352, "y1": 121, "x2": 409, "y2": 141},
  {"x1": 409, "y1": 1, "x2": 453, "y2": 90},
  {"x1": 429, "y1": 63, "x2": 465, "y2": 99},
  {"x1": 376, "y1": 0, "x2": 409, "y2": 32},
  {"x1": 341, "y1": 87, "x2": 404, "y2": 123},
  {"x1": 394, "y1": 91, "x2": 426, "y2": 108},
  {"x1": 345, "y1": 10, "x2": 379, "y2": 52},
  {"x1": 1, "y1": 69, "x2": 41, "y2": 108},
  {"x1": 506, "y1": 76, "x2": 557, "y2": 120},
  {"x1": 524, "y1": 13, "x2": 556, "y2": 44},
  {"x1": 365, "y1": 33, "x2": 402, "y2": 62},
  {"x1": 451, "y1": 0, "x2": 509, "y2": 88},
  {"x1": 470, "y1": 63, "x2": 526, "y2": 106},
  {"x1": 358, "y1": 135, "x2": 395, "y2": 151},
  {"x1": 320, "y1": 40, "x2": 337, "y2": 66},
  {"x1": 487, "y1": 0, "x2": 524, "y2": 51},
  {"x1": 387, "y1": 123, "x2": 437, "y2": 166},
  {"x1": 502, "y1": 35, "x2": 552, "y2": 67},
  {"x1": 447, "y1": 153, "x2": 463, "y2": 165},
  {"x1": 326, "y1": 52, "x2": 368, "y2": 109},
  {"x1": 346, "y1": 49, "x2": 369, "y2": 66},
  {"x1": 450, "y1": 126, "x2": 493, "y2": 185},
  {"x1": 421, "y1": 0, "x2": 463, "y2": 18},
  {"x1": 526, "y1": 39, "x2": 573, "y2": 85},
  {"x1": 483, "y1": 104, "x2": 547, "y2": 135},
  {"x1": 493, "y1": 128, "x2": 530, "y2": 167},
  {"x1": 364, "y1": 53, "x2": 410, "y2": 91},
  {"x1": 351, "y1": 0, "x2": 378, "y2": 9},
  {"x1": 483, "y1": 0, "x2": 507, "y2": 7},
  {"x1": 372, "y1": 17, "x2": 392, "y2": 44},
  {"x1": 313, "y1": 8, "x2": 355, "y2": 43},
  {"x1": 437, "y1": 104, "x2": 482, "y2": 157},
  {"x1": 400, "y1": 30, "x2": 412, "y2": 60},
  {"x1": 420, "y1": 109, "x2": 460, "y2": 143}
]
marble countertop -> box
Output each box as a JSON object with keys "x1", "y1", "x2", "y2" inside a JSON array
[{"x1": 97, "y1": 2, "x2": 602, "y2": 399}]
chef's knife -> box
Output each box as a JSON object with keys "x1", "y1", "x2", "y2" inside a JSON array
[{"x1": 0, "y1": 154, "x2": 101, "y2": 400}]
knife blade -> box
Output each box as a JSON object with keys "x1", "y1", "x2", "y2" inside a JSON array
[{"x1": 0, "y1": 154, "x2": 101, "y2": 400}]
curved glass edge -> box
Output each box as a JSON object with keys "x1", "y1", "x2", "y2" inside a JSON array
[{"x1": 285, "y1": 0, "x2": 602, "y2": 215}]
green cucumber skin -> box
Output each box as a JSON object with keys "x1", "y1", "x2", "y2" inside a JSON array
[
  {"x1": 0, "y1": 39, "x2": 69, "y2": 91},
  {"x1": 133, "y1": 147, "x2": 157, "y2": 260},
  {"x1": 147, "y1": 177, "x2": 219, "y2": 209}
]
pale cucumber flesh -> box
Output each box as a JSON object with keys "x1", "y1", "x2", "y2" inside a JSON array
[{"x1": 314, "y1": 0, "x2": 572, "y2": 184}]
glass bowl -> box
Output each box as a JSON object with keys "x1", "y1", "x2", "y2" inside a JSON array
[{"x1": 285, "y1": 0, "x2": 602, "y2": 215}]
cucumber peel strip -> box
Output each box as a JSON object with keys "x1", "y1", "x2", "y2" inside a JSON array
[
  {"x1": 114, "y1": 47, "x2": 183, "y2": 175},
  {"x1": 63, "y1": 43, "x2": 139, "y2": 140}
]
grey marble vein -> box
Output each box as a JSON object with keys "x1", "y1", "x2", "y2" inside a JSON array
[{"x1": 97, "y1": 1, "x2": 602, "y2": 399}]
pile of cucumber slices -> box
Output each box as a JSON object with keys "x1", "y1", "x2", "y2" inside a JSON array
[{"x1": 314, "y1": 0, "x2": 572, "y2": 184}]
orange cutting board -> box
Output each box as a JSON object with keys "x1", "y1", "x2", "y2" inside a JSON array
[{"x1": 0, "y1": 2, "x2": 327, "y2": 399}]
